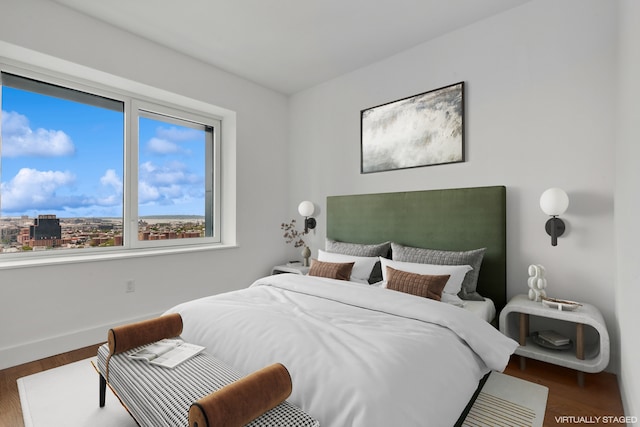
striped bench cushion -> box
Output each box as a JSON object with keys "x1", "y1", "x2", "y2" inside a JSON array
[{"x1": 96, "y1": 343, "x2": 319, "y2": 427}]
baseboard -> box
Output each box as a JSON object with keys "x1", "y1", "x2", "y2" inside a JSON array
[{"x1": 0, "y1": 312, "x2": 162, "y2": 370}]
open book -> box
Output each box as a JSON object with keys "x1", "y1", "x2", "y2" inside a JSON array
[{"x1": 128, "y1": 338, "x2": 205, "y2": 368}]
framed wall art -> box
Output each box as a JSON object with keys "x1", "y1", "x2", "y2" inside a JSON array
[{"x1": 361, "y1": 82, "x2": 464, "y2": 174}]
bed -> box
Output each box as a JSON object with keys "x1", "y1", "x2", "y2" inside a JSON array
[{"x1": 166, "y1": 186, "x2": 517, "y2": 426}]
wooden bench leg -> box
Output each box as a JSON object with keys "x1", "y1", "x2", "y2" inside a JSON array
[{"x1": 99, "y1": 373, "x2": 107, "y2": 407}]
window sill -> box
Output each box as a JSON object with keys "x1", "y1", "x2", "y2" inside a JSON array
[{"x1": 0, "y1": 243, "x2": 238, "y2": 270}]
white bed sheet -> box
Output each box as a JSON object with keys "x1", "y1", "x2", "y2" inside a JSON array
[
  {"x1": 463, "y1": 297, "x2": 496, "y2": 323},
  {"x1": 166, "y1": 274, "x2": 517, "y2": 427}
]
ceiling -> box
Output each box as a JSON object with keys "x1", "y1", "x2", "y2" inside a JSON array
[{"x1": 52, "y1": 0, "x2": 530, "y2": 95}]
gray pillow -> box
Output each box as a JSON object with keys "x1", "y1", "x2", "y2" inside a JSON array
[
  {"x1": 326, "y1": 238, "x2": 390, "y2": 257},
  {"x1": 325, "y1": 239, "x2": 390, "y2": 283},
  {"x1": 391, "y1": 242, "x2": 486, "y2": 301}
]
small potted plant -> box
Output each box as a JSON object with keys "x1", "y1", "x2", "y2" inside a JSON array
[{"x1": 281, "y1": 219, "x2": 311, "y2": 266}]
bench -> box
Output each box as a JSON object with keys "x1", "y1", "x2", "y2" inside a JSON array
[{"x1": 96, "y1": 314, "x2": 319, "y2": 427}]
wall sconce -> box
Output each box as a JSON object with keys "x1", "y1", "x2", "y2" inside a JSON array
[
  {"x1": 539, "y1": 188, "x2": 569, "y2": 246},
  {"x1": 298, "y1": 201, "x2": 316, "y2": 233}
]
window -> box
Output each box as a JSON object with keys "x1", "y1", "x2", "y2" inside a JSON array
[
  {"x1": 135, "y1": 106, "x2": 220, "y2": 245},
  {"x1": 0, "y1": 69, "x2": 221, "y2": 258}
]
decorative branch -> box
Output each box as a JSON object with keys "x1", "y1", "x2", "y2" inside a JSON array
[{"x1": 280, "y1": 219, "x2": 308, "y2": 248}]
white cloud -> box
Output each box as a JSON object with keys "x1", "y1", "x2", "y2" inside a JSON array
[
  {"x1": 156, "y1": 126, "x2": 202, "y2": 141},
  {"x1": 100, "y1": 169, "x2": 123, "y2": 192},
  {"x1": 147, "y1": 137, "x2": 180, "y2": 155},
  {"x1": 140, "y1": 161, "x2": 199, "y2": 186},
  {"x1": 138, "y1": 161, "x2": 202, "y2": 206},
  {"x1": 96, "y1": 169, "x2": 123, "y2": 207},
  {"x1": 0, "y1": 168, "x2": 76, "y2": 212},
  {"x1": 138, "y1": 180, "x2": 160, "y2": 204},
  {"x1": 0, "y1": 167, "x2": 125, "y2": 214},
  {"x1": 1, "y1": 110, "x2": 75, "y2": 157},
  {"x1": 144, "y1": 125, "x2": 202, "y2": 156}
]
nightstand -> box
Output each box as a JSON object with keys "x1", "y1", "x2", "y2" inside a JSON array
[
  {"x1": 499, "y1": 294, "x2": 610, "y2": 386},
  {"x1": 271, "y1": 264, "x2": 310, "y2": 275}
]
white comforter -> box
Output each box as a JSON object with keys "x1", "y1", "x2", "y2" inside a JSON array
[{"x1": 167, "y1": 274, "x2": 518, "y2": 427}]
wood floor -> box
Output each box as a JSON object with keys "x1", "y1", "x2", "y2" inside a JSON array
[
  {"x1": 504, "y1": 356, "x2": 626, "y2": 426},
  {"x1": 0, "y1": 348, "x2": 626, "y2": 427}
]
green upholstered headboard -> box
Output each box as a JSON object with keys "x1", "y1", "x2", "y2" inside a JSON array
[{"x1": 326, "y1": 186, "x2": 507, "y2": 312}]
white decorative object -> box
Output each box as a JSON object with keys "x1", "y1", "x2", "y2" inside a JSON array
[{"x1": 527, "y1": 264, "x2": 547, "y2": 302}]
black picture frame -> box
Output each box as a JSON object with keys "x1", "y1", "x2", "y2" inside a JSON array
[{"x1": 361, "y1": 81, "x2": 464, "y2": 174}]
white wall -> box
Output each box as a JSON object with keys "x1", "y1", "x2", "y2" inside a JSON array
[
  {"x1": 615, "y1": 0, "x2": 640, "y2": 418},
  {"x1": 289, "y1": 0, "x2": 619, "y2": 372},
  {"x1": 1, "y1": 3, "x2": 635, "y2": 416},
  {"x1": 0, "y1": 0, "x2": 293, "y2": 368}
]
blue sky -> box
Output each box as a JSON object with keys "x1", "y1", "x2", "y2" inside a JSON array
[{"x1": 1, "y1": 87, "x2": 205, "y2": 218}]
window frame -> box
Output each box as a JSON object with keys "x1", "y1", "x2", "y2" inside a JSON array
[
  {"x1": 130, "y1": 100, "x2": 222, "y2": 249},
  {"x1": 0, "y1": 62, "x2": 226, "y2": 262}
]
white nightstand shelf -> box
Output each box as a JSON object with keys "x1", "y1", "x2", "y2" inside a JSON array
[
  {"x1": 499, "y1": 294, "x2": 609, "y2": 386},
  {"x1": 271, "y1": 264, "x2": 310, "y2": 275}
]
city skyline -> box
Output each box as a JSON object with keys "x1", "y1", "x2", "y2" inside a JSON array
[{"x1": 0, "y1": 213, "x2": 206, "y2": 252}]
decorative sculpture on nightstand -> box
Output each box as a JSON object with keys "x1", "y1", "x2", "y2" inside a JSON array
[{"x1": 527, "y1": 264, "x2": 547, "y2": 302}]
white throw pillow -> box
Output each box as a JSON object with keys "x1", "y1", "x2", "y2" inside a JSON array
[
  {"x1": 379, "y1": 257, "x2": 472, "y2": 297},
  {"x1": 318, "y1": 250, "x2": 378, "y2": 284}
]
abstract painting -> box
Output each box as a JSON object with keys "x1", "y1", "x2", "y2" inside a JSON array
[{"x1": 361, "y1": 82, "x2": 464, "y2": 173}]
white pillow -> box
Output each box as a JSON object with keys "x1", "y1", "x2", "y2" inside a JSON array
[
  {"x1": 379, "y1": 257, "x2": 472, "y2": 296},
  {"x1": 318, "y1": 249, "x2": 378, "y2": 284}
]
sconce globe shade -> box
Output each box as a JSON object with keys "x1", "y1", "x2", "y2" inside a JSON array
[
  {"x1": 298, "y1": 201, "x2": 315, "y2": 217},
  {"x1": 540, "y1": 188, "x2": 569, "y2": 216}
]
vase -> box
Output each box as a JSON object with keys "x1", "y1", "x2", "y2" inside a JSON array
[{"x1": 301, "y1": 246, "x2": 311, "y2": 267}]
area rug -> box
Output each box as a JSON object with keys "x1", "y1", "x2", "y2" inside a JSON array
[
  {"x1": 463, "y1": 371, "x2": 548, "y2": 427},
  {"x1": 17, "y1": 357, "x2": 137, "y2": 427},
  {"x1": 18, "y1": 358, "x2": 547, "y2": 427}
]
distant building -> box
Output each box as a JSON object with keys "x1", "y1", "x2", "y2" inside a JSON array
[
  {"x1": 17, "y1": 215, "x2": 63, "y2": 248},
  {"x1": 30, "y1": 215, "x2": 62, "y2": 240}
]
